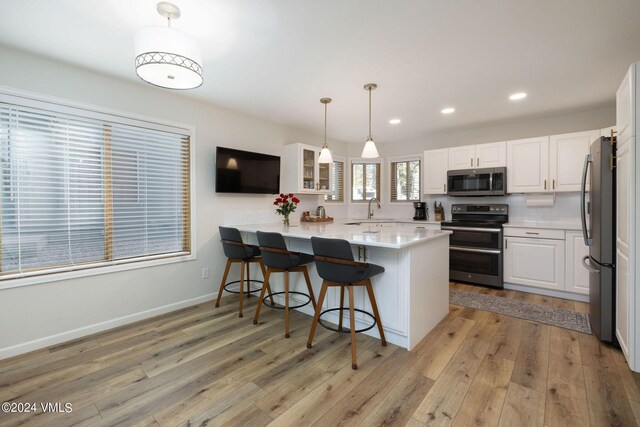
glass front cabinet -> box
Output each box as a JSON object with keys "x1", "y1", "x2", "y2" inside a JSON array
[{"x1": 282, "y1": 143, "x2": 332, "y2": 194}]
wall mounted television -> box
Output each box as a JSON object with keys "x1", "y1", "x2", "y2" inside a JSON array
[{"x1": 215, "y1": 146, "x2": 280, "y2": 194}]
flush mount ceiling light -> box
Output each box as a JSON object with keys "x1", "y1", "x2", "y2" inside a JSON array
[
  {"x1": 509, "y1": 92, "x2": 527, "y2": 101},
  {"x1": 318, "y1": 98, "x2": 334, "y2": 164},
  {"x1": 361, "y1": 83, "x2": 380, "y2": 158},
  {"x1": 441, "y1": 107, "x2": 456, "y2": 114},
  {"x1": 389, "y1": 118, "x2": 401, "y2": 124},
  {"x1": 135, "y1": 2, "x2": 203, "y2": 90}
]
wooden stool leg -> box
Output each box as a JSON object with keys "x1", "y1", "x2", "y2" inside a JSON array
[
  {"x1": 366, "y1": 279, "x2": 386, "y2": 346},
  {"x1": 338, "y1": 285, "x2": 345, "y2": 331},
  {"x1": 302, "y1": 267, "x2": 317, "y2": 309},
  {"x1": 284, "y1": 271, "x2": 290, "y2": 338},
  {"x1": 215, "y1": 259, "x2": 232, "y2": 307},
  {"x1": 246, "y1": 261, "x2": 251, "y2": 298},
  {"x1": 348, "y1": 285, "x2": 358, "y2": 370},
  {"x1": 258, "y1": 259, "x2": 275, "y2": 306},
  {"x1": 238, "y1": 261, "x2": 245, "y2": 318},
  {"x1": 253, "y1": 269, "x2": 271, "y2": 325},
  {"x1": 307, "y1": 280, "x2": 329, "y2": 348}
]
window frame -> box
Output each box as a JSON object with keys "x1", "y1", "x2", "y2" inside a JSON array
[
  {"x1": 0, "y1": 87, "x2": 196, "y2": 290},
  {"x1": 349, "y1": 157, "x2": 382, "y2": 203},
  {"x1": 389, "y1": 154, "x2": 422, "y2": 203},
  {"x1": 324, "y1": 155, "x2": 345, "y2": 204}
]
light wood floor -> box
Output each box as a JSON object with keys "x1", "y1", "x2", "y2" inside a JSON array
[{"x1": 1, "y1": 283, "x2": 639, "y2": 426}]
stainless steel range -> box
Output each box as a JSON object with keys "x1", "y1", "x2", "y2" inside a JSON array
[{"x1": 441, "y1": 204, "x2": 508, "y2": 288}]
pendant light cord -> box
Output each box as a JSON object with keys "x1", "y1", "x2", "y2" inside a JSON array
[
  {"x1": 324, "y1": 102, "x2": 328, "y2": 145},
  {"x1": 368, "y1": 87, "x2": 372, "y2": 139}
]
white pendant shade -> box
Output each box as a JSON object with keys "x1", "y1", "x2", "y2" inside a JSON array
[
  {"x1": 361, "y1": 138, "x2": 379, "y2": 158},
  {"x1": 318, "y1": 146, "x2": 333, "y2": 163},
  {"x1": 135, "y1": 26, "x2": 203, "y2": 90}
]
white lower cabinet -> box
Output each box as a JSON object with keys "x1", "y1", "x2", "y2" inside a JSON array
[
  {"x1": 504, "y1": 234, "x2": 565, "y2": 291},
  {"x1": 565, "y1": 231, "x2": 590, "y2": 295}
]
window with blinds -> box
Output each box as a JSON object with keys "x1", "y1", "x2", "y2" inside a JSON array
[
  {"x1": 391, "y1": 159, "x2": 421, "y2": 201},
  {"x1": 0, "y1": 101, "x2": 191, "y2": 281},
  {"x1": 324, "y1": 159, "x2": 344, "y2": 202},
  {"x1": 351, "y1": 161, "x2": 381, "y2": 202}
]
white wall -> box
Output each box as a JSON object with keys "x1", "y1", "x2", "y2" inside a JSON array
[{"x1": 0, "y1": 45, "x2": 347, "y2": 359}]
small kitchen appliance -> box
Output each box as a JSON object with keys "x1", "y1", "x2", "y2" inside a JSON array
[{"x1": 413, "y1": 202, "x2": 428, "y2": 221}]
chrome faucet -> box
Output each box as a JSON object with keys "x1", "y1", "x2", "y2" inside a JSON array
[{"x1": 367, "y1": 197, "x2": 381, "y2": 219}]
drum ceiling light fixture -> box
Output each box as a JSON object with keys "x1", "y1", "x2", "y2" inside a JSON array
[{"x1": 135, "y1": 2, "x2": 203, "y2": 90}]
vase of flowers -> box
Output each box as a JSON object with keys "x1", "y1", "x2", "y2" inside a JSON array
[{"x1": 274, "y1": 193, "x2": 300, "y2": 227}]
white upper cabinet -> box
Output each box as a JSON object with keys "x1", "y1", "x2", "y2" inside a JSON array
[
  {"x1": 423, "y1": 149, "x2": 448, "y2": 194},
  {"x1": 448, "y1": 145, "x2": 476, "y2": 170},
  {"x1": 549, "y1": 130, "x2": 600, "y2": 192},
  {"x1": 281, "y1": 143, "x2": 331, "y2": 194},
  {"x1": 506, "y1": 136, "x2": 549, "y2": 193},
  {"x1": 475, "y1": 141, "x2": 506, "y2": 168},
  {"x1": 447, "y1": 142, "x2": 506, "y2": 170}
]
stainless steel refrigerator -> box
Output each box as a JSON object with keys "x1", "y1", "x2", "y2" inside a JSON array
[{"x1": 581, "y1": 136, "x2": 616, "y2": 343}]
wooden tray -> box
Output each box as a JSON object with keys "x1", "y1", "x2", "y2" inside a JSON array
[{"x1": 301, "y1": 216, "x2": 334, "y2": 223}]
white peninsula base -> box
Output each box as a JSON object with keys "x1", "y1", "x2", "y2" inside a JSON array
[{"x1": 236, "y1": 222, "x2": 450, "y2": 350}]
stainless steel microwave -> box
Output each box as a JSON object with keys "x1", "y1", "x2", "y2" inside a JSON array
[{"x1": 446, "y1": 167, "x2": 507, "y2": 196}]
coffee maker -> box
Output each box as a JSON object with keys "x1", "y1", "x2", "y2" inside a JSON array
[{"x1": 413, "y1": 202, "x2": 428, "y2": 221}]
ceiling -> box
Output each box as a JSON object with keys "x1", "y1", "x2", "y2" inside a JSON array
[{"x1": 1, "y1": 0, "x2": 640, "y2": 144}]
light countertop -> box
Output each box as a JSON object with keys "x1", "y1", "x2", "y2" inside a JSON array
[
  {"x1": 235, "y1": 221, "x2": 451, "y2": 249},
  {"x1": 504, "y1": 221, "x2": 582, "y2": 231}
]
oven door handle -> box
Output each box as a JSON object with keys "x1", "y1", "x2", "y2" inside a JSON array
[
  {"x1": 442, "y1": 226, "x2": 502, "y2": 233},
  {"x1": 450, "y1": 246, "x2": 501, "y2": 254}
]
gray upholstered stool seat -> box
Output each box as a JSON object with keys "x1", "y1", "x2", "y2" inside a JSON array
[
  {"x1": 307, "y1": 236, "x2": 386, "y2": 370},
  {"x1": 253, "y1": 231, "x2": 317, "y2": 338},
  {"x1": 215, "y1": 226, "x2": 273, "y2": 317}
]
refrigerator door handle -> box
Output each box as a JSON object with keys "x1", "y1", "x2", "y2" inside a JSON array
[
  {"x1": 582, "y1": 255, "x2": 600, "y2": 274},
  {"x1": 581, "y1": 154, "x2": 593, "y2": 246}
]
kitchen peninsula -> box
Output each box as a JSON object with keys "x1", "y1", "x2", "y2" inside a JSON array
[{"x1": 236, "y1": 221, "x2": 451, "y2": 350}]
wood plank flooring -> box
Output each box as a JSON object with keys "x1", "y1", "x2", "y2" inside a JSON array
[{"x1": 1, "y1": 282, "x2": 639, "y2": 426}]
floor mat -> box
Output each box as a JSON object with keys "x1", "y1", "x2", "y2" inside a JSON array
[{"x1": 449, "y1": 289, "x2": 592, "y2": 334}]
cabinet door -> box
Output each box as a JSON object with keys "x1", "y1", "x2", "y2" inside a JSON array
[
  {"x1": 549, "y1": 130, "x2": 599, "y2": 192},
  {"x1": 318, "y1": 161, "x2": 331, "y2": 193},
  {"x1": 616, "y1": 139, "x2": 632, "y2": 359},
  {"x1": 476, "y1": 141, "x2": 506, "y2": 168},
  {"x1": 506, "y1": 137, "x2": 549, "y2": 193},
  {"x1": 448, "y1": 145, "x2": 476, "y2": 170},
  {"x1": 301, "y1": 146, "x2": 317, "y2": 192},
  {"x1": 423, "y1": 149, "x2": 448, "y2": 194},
  {"x1": 565, "y1": 231, "x2": 589, "y2": 295},
  {"x1": 504, "y1": 236, "x2": 565, "y2": 290}
]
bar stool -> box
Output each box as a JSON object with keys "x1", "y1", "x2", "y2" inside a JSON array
[
  {"x1": 253, "y1": 231, "x2": 317, "y2": 338},
  {"x1": 216, "y1": 226, "x2": 274, "y2": 317},
  {"x1": 307, "y1": 236, "x2": 386, "y2": 370}
]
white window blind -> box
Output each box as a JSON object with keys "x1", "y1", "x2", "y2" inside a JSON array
[
  {"x1": 0, "y1": 102, "x2": 191, "y2": 280},
  {"x1": 351, "y1": 161, "x2": 380, "y2": 202},
  {"x1": 391, "y1": 159, "x2": 420, "y2": 201},
  {"x1": 324, "y1": 160, "x2": 344, "y2": 202}
]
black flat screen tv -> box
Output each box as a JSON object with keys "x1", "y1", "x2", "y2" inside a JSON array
[{"x1": 215, "y1": 146, "x2": 280, "y2": 194}]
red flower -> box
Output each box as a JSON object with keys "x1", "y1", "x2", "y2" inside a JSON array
[
  {"x1": 288, "y1": 193, "x2": 294, "y2": 198},
  {"x1": 275, "y1": 197, "x2": 282, "y2": 203},
  {"x1": 292, "y1": 197, "x2": 300, "y2": 204},
  {"x1": 273, "y1": 201, "x2": 278, "y2": 205},
  {"x1": 280, "y1": 193, "x2": 285, "y2": 198}
]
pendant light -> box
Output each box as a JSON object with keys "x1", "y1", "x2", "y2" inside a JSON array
[
  {"x1": 135, "y1": 2, "x2": 203, "y2": 90},
  {"x1": 318, "y1": 98, "x2": 334, "y2": 164},
  {"x1": 361, "y1": 83, "x2": 380, "y2": 158}
]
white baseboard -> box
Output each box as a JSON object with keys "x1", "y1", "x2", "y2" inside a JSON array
[
  {"x1": 0, "y1": 292, "x2": 216, "y2": 361},
  {"x1": 503, "y1": 283, "x2": 589, "y2": 303}
]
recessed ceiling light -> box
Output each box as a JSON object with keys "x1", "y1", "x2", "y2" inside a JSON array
[
  {"x1": 389, "y1": 118, "x2": 401, "y2": 124},
  {"x1": 509, "y1": 92, "x2": 527, "y2": 101},
  {"x1": 441, "y1": 107, "x2": 455, "y2": 114}
]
